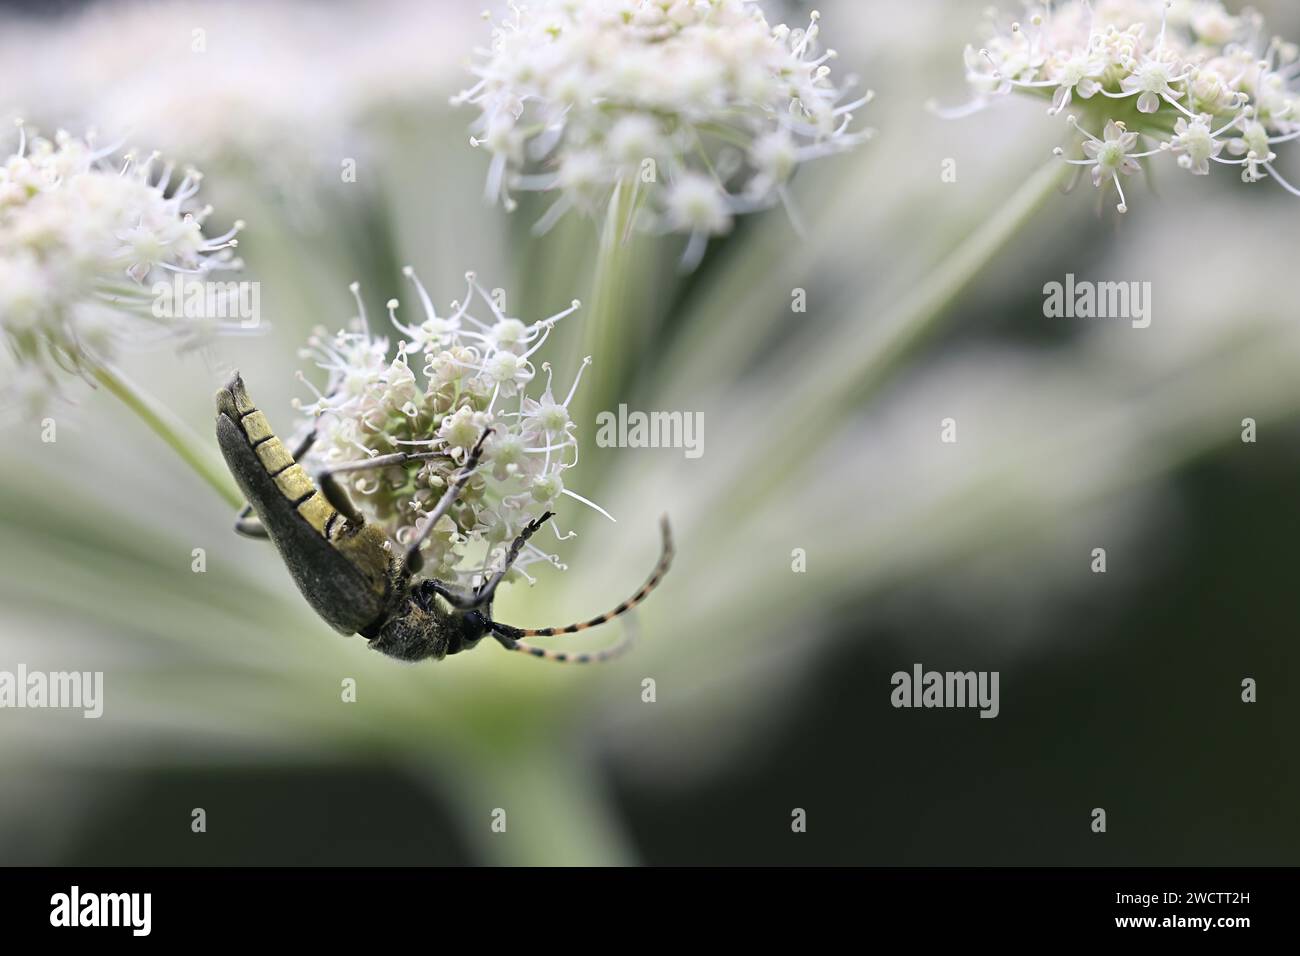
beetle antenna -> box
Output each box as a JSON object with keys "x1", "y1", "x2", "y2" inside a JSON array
[
  {"x1": 472, "y1": 510, "x2": 554, "y2": 605},
  {"x1": 505, "y1": 621, "x2": 639, "y2": 664},
  {"x1": 491, "y1": 516, "x2": 673, "y2": 662}
]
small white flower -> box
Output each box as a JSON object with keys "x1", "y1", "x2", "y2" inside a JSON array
[
  {"x1": 489, "y1": 318, "x2": 529, "y2": 352},
  {"x1": 1167, "y1": 115, "x2": 1225, "y2": 174},
  {"x1": 1084, "y1": 121, "x2": 1142, "y2": 180},
  {"x1": 1227, "y1": 117, "x2": 1277, "y2": 184},
  {"x1": 520, "y1": 356, "x2": 589, "y2": 442},
  {"x1": 1056, "y1": 118, "x2": 1156, "y2": 212},
  {"x1": 1047, "y1": 53, "x2": 1107, "y2": 114},
  {"x1": 748, "y1": 131, "x2": 800, "y2": 193},
  {"x1": 1118, "y1": 49, "x2": 1186, "y2": 115},
  {"x1": 665, "y1": 172, "x2": 734, "y2": 268},
  {"x1": 531, "y1": 472, "x2": 564, "y2": 505},
  {"x1": 1188, "y1": 2, "x2": 1239, "y2": 46},
  {"x1": 482, "y1": 350, "x2": 532, "y2": 391}
]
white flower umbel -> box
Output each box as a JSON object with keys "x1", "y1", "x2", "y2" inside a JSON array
[
  {"x1": 455, "y1": 1, "x2": 871, "y2": 263},
  {"x1": 0, "y1": 122, "x2": 243, "y2": 410},
  {"x1": 295, "y1": 271, "x2": 605, "y2": 589},
  {"x1": 937, "y1": 0, "x2": 1300, "y2": 211},
  {"x1": 0, "y1": 122, "x2": 248, "y2": 508}
]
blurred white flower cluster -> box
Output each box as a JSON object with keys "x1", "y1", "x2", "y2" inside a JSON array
[
  {"x1": 455, "y1": 0, "x2": 871, "y2": 252},
  {"x1": 295, "y1": 272, "x2": 600, "y2": 587},
  {"x1": 0, "y1": 124, "x2": 241, "y2": 413},
  {"x1": 0, "y1": 1, "x2": 483, "y2": 207},
  {"x1": 945, "y1": 0, "x2": 1300, "y2": 211}
]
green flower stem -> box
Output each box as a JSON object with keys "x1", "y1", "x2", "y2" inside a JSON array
[
  {"x1": 704, "y1": 156, "x2": 1065, "y2": 530},
  {"x1": 813, "y1": 157, "x2": 1063, "y2": 403},
  {"x1": 93, "y1": 363, "x2": 242, "y2": 509},
  {"x1": 570, "y1": 178, "x2": 642, "y2": 458},
  {"x1": 429, "y1": 745, "x2": 636, "y2": 866}
]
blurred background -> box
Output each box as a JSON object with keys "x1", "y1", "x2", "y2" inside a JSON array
[{"x1": 0, "y1": 0, "x2": 1298, "y2": 865}]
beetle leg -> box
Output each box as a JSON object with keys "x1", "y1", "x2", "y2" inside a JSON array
[
  {"x1": 426, "y1": 581, "x2": 479, "y2": 609},
  {"x1": 315, "y1": 470, "x2": 366, "y2": 526},
  {"x1": 234, "y1": 503, "x2": 269, "y2": 538},
  {"x1": 400, "y1": 428, "x2": 493, "y2": 580},
  {"x1": 311, "y1": 452, "x2": 407, "y2": 528},
  {"x1": 313, "y1": 450, "x2": 456, "y2": 528}
]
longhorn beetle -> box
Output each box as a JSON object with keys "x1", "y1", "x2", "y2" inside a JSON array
[{"x1": 215, "y1": 373, "x2": 672, "y2": 663}]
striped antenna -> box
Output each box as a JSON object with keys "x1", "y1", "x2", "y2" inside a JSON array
[
  {"x1": 508, "y1": 621, "x2": 638, "y2": 664},
  {"x1": 493, "y1": 516, "x2": 673, "y2": 663}
]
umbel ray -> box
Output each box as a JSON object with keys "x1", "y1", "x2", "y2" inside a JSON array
[{"x1": 215, "y1": 373, "x2": 672, "y2": 663}]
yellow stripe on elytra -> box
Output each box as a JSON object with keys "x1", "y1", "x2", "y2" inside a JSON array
[
  {"x1": 273, "y1": 464, "x2": 316, "y2": 502},
  {"x1": 297, "y1": 493, "x2": 336, "y2": 534},
  {"x1": 245, "y1": 421, "x2": 339, "y2": 537},
  {"x1": 227, "y1": 380, "x2": 341, "y2": 539},
  {"x1": 255, "y1": 436, "x2": 294, "y2": 474},
  {"x1": 240, "y1": 410, "x2": 274, "y2": 445}
]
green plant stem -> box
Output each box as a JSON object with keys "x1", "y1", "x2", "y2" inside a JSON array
[
  {"x1": 93, "y1": 363, "x2": 242, "y2": 509},
  {"x1": 429, "y1": 746, "x2": 636, "y2": 866},
  {"x1": 702, "y1": 156, "x2": 1065, "y2": 531},
  {"x1": 809, "y1": 157, "x2": 1063, "y2": 409},
  {"x1": 571, "y1": 179, "x2": 640, "y2": 445}
]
